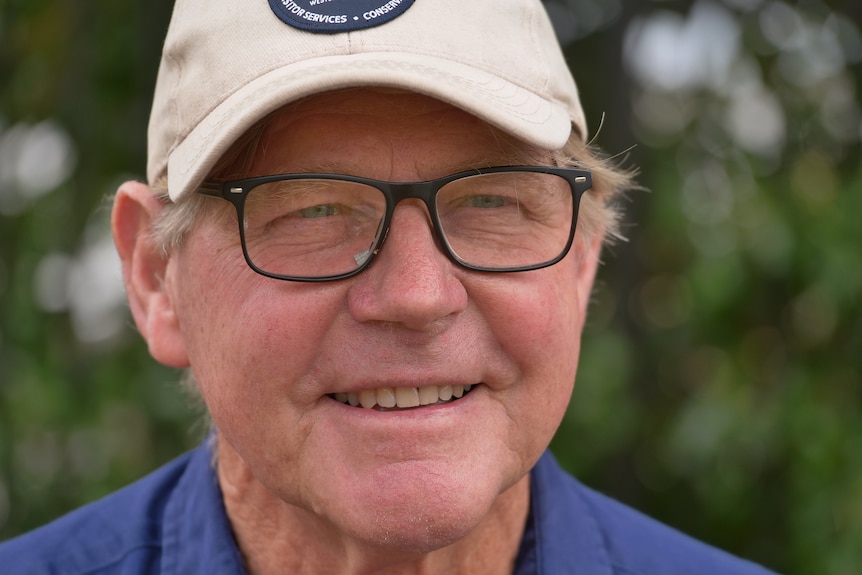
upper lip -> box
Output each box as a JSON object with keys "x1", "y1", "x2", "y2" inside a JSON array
[
  {"x1": 314, "y1": 338, "x2": 506, "y2": 397},
  {"x1": 326, "y1": 378, "x2": 480, "y2": 396}
]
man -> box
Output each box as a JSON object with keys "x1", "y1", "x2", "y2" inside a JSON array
[{"x1": 0, "y1": 0, "x2": 778, "y2": 573}]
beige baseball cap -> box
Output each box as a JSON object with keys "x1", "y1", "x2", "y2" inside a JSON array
[{"x1": 148, "y1": 0, "x2": 587, "y2": 201}]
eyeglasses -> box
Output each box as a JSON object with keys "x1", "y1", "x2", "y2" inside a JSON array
[{"x1": 198, "y1": 166, "x2": 592, "y2": 282}]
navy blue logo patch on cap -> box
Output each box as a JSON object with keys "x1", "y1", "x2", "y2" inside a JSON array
[{"x1": 269, "y1": 0, "x2": 416, "y2": 33}]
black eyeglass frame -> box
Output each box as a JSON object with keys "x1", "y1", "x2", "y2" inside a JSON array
[{"x1": 198, "y1": 166, "x2": 593, "y2": 282}]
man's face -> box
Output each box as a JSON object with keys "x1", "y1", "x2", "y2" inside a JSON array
[{"x1": 158, "y1": 89, "x2": 600, "y2": 550}]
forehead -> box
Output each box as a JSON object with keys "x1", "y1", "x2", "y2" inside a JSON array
[{"x1": 241, "y1": 89, "x2": 550, "y2": 179}]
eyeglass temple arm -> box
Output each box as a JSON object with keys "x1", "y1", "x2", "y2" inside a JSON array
[{"x1": 198, "y1": 182, "x2": 223, "y2": 197}]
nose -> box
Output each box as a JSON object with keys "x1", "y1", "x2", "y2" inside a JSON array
[{"x1": 347, "y1": 201, "x2": 468, "y2": 331}]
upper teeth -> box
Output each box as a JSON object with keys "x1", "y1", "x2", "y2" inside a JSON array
[{"x1": 333, "y1": 384, "x2": 473, "y2": 409}]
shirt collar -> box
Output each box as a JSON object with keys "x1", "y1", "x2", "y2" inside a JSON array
[
  {"x1": 161, "y1": 441, "x2": 248, "y2": 575},
  {"x1": 520, "y1": 451, "x2": 614, "y2": 575}
]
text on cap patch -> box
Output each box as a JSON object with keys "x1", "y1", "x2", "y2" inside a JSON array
[{"x1": 268, "y1": 0, "x2": 417, "y2": 33}]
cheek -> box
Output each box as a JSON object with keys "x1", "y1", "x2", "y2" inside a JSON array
[
  {"x1": 479, "y1": 265, "x2": 584, "y2": 457},
  {"x1": 525, "y1": 284, "x2": 581, "y2": 422},
  {"x1": 489, "y1": 266, "x2": 583, "y2": 377},
  {"x1": 169, "y1": 240, "x2": 341, "y2": 416}
]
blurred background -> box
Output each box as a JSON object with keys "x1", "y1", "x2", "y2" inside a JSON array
[{"x1": 0, "y1": 1, "x2": 859, "y2": 572}]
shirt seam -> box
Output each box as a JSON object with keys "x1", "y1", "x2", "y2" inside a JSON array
[{"x1": 69, "y1": 541, "x2": 162, "y2": 575}]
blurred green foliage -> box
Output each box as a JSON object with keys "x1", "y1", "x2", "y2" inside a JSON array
[{"x1": 1, "y1": 1, "x2": 860, "y2": 574}]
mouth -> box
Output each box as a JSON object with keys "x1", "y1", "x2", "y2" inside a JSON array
[{"x1": 328, "y1": 384, "x2": 476, "y2": 411}]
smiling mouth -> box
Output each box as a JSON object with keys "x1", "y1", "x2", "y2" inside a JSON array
[{"x1": 329, "y1": 384, "x2": 475, "y2": 410}]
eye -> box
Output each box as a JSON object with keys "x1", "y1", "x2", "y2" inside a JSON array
[
  {"x1": 461, "y1": 195, "x2": 507, "y2": 208},
  {"x1": 298, "y1": 204, "x2": 345, "y2": 218}
]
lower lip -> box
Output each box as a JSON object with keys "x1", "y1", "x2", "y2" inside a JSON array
[{"x1": 316, "y1": 386, "x2": 489, "y2": 456}]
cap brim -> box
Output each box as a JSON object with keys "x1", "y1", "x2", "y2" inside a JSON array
[{"x1": 166, "y1": 52, "x2": 576, "y2": 200}]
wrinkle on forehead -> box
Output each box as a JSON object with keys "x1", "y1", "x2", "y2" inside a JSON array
[{"x1": 250, "y1": 89, "x2": 552, "y2": 180}]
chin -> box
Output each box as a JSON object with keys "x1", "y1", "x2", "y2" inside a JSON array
[
  {"x1": 326, "y1": 460, "x2": 505, "y2": 553},
  {"x1": 341, "y1": 500, "x2": 480, "y2": 555}
]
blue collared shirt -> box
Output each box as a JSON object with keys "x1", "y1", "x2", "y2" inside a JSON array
[{"x1": 0, "y1": 443, "x2": 778, "y2": 574}]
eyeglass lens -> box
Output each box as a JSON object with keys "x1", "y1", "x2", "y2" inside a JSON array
[{"x1": 240, "y1": 171, "x2": 575, "y2": 279}]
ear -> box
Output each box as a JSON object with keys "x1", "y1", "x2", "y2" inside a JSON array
[
  {"x1": 112, "y1": 181, "x2": 190, "y2": 368},
  {"x1": 573, "y1": 231, "x2": 604, "y2": 325}
]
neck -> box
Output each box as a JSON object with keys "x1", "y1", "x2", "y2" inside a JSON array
[{"x1": 216, "y1": 437, "x2": 531, "y2": 575}]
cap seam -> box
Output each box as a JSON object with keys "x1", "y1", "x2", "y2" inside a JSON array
[
  {"x1": 528, "y1": 7, "x2": 554, "y2": 99},
  {"x1": 187, "y1": 58, "x2": 557, "y2": 160},
  {"x1": 167, "y1": 43, "x2": 353, "y2": 149},
  {"x1": 185, "y1": 55, "x2": 557, "y2": 157},
  {"x1": 151, "y1": 49, "x2": 184, "y2": 188},
  {"x1": 337, "y1": 42, "x2": 565, "y2": 107}
]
